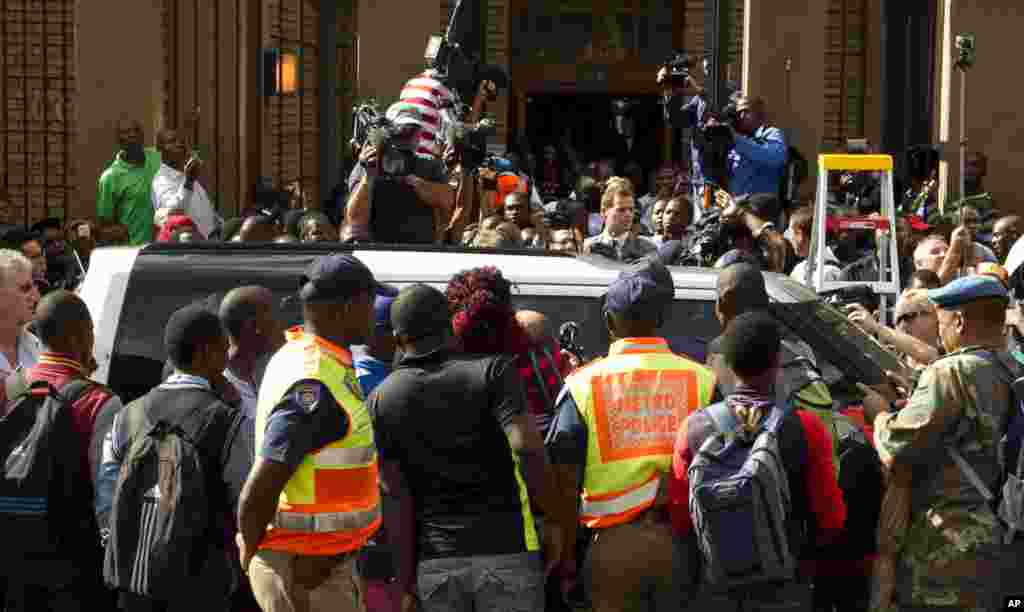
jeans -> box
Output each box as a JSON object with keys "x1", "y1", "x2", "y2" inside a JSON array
[{"x1": 415, "y1": 552, "x2": 544, "y2": 612}]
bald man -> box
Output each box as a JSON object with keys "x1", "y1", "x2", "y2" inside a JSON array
[
  {"x1": 514, "y1": 309, "x2": 567, "y2": 436},
  {"x1": 237, "y1": 215, "x2": 279, "y2": 243},
  {"x1": 10, "y1": 290, "x2": 121, "y2": 610},
  {"x1": 220, "y1": 286, "x2": 282, "y2": 421},
  {"x1": 152, "y1": 128, "x2": 221, "y2": 238},
  {"x1": 993, "y1": 215, "x2": 1022, "y2": 264},
  {"x1": 97, "y1": 119, "x2": 162, "y2": 245}
]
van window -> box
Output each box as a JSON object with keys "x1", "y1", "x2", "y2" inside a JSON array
[
  {"x1": 510, "y1": 294, "x2": 720, "y2": 363},
  {"x1": 108, "y1": 268, "x2": 721, "y2": 403}
]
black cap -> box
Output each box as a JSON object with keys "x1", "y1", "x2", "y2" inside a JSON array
[
  {"x1": 391, "y1": 284, "x2": 451, "y2": 354},
  {"x1": 604, "y1": 257, "x2": 675, "y2": 319},
  {"x1": 299, "y1": 253, "x2": 379, "y2": 303}
]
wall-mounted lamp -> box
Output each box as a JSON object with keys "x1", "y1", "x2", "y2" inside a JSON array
[{"x1": 262, "y1": 48, "x2": 301, "y2": 96}]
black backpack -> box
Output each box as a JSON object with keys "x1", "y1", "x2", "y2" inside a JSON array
[
  {"x1": 0, "y1": 372, "x2": 97, "y2": 586},
  {"x1": 826, "y1": 412, "x2": 883, "y2": 560},
  {"x1": 103, "y1": 392, "x2": 217, "y2": 599}
]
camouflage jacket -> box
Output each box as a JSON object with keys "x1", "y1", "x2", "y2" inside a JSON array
[{"x1": 875, "y1": 346, "x2": 1016, "y2": 610}]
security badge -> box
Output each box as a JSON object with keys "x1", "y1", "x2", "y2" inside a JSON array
[{"x1": 292, "y1": 382, "x2": 321, "y2": 413}]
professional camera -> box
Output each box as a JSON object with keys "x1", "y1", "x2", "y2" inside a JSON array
[
  {"x1": 445, "y1": 117, "x2": 496, "y2": 171},
  {"x1": 695, "y1": 101, "x2": 738, "y2": 189},
  {"x1": 350, "y1": 104, "x2": 418, "y2": 178},
  {"x1": 662, "y1": 51, "x2": 692, "y2": 86},
  {"x1": 821, "y1": 285, "x2": 879, "y2": 312},
  {"x1": 676, "y1": 207, "x2": 747, "y2": 267}
]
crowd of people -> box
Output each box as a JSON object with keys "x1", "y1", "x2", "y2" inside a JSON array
[
  {"x1": 3, "y1": 54, "x2": 1024, "y2": 612},
  {"x1": 2, "y1": 239, "x2": 1023, "y2": 612}
]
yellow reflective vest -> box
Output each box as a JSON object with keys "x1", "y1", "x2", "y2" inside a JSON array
[
  {"x1": 254, "y1": 327, "x2": 382, "y2": 556},
  {"x1": 566, "y1": 337, "x2": 716, "y2": 528}
]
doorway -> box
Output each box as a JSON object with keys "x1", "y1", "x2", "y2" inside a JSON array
[{"x1": 521, "y1": 94, "x2": 669, "y2": 187}]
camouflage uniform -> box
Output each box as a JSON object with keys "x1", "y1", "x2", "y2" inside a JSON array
[{"x1": 875, "y1": 346, "x2": 1013, "y2": 611}]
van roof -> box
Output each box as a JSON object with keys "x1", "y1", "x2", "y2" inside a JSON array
[{"x1": 133, "y1": 242, "x2": 722, "y2": 291}]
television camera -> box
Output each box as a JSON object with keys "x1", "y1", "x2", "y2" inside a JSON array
[{"x1": 350, "y1": 103, "x2": 419, "y2": 179}]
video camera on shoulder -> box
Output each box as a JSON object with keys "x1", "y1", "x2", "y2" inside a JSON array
[
  {"x1": 445, "y1": 116, "x2": 497, "y2": 171},
  {"x1": 351, "y1": 104, "x2": 418, "y2": 179}
]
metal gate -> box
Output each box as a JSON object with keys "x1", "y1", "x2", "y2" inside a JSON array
[{"x1": 0, "y1": 0, "x2": 76, "y2": 227}]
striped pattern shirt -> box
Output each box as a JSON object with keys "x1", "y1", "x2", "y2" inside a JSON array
[{"x1": 391, "y1": 72, "x2": 456, "y2": 158}]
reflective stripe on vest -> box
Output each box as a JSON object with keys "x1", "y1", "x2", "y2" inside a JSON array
[
  {"x1": 255, "y1": 328, "x2": 381, "y2": 555},
  {"x1": 273, "y1": 505, "x2": 381, "y2": 533},
  {"x1": 568, "y1": 337, "x2": 716, "y2": 529},
  {"x1": 579, "y1": 472, "x2": 659, "y2": 523}
]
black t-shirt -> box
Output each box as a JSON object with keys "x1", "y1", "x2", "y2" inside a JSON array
[
  {"x1": 348, "y1": 156, "x2": 448, "y2": 244},
  {"x1": 367, "y1": 349, "x2": 533, "y2": 560}
]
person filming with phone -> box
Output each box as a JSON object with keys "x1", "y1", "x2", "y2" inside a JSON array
[{"x1": 151, "y1": 128, "x2": 222, "y2": 239}]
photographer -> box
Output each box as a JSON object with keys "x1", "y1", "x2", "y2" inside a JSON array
[
  {"x1": 344, "y1": 108, "x2": 455, "y2": 244},
  {"x1": 658, "y1": 61, "x2": 786, "y2": 202},
  {"x1": 716, "y1": 191, "x2": 796, "y2": 273}
]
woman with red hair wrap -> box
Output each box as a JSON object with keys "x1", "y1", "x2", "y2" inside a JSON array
[{"x1": 446, "y1": 266, "x2": 564, "y2": 437}]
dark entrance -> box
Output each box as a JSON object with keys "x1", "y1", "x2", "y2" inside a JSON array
[{"x1": 522, "y1": 94, "x2": 668, "y2": 188}]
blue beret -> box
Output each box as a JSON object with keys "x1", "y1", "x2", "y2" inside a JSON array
[
  {"x1": 604, "y1": 258, "x2": 675, "y2": 318},
  {"x1": 927, "y1": 275, "x2": 1008, "y2": 309}
]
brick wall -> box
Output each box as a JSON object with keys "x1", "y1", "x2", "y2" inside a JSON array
[{"x1": 1, "y1": 0, "x2": 77, "y2": 227}]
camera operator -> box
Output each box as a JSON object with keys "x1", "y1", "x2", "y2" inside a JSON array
[
  {"x1": 344, "y1": 108, "x2": 455, "y2": 244},
  {"x1": 658, "y1": 60, "x2": 786, "y2": 203}
]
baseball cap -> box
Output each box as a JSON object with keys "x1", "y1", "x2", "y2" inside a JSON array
[
  {"x1": 298, "y1": 253, "x2": 379, "y2": 303},
  {"x1": 390, "y1": 283, "x2": 452, "y2": 355},
  {"x1": 374, "y1": 284, "x2": 400, "y2": 331},
  {"x1": 604, "y1": 257, "x2": 675, "y2": 319}
]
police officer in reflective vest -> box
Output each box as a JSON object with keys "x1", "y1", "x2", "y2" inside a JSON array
[
  {"x1": 238, "y1": 254, "x2": 382, "y2": 612},
  {"x1": 547, "y1": 257, "x2": 716, "y2": 612}
]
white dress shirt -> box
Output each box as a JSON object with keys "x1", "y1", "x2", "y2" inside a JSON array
[
  {"x1": 0, "y1": 326, "x2": 42, "y2": 379},
  {"x1": 151, "y1": 163, "x2": 222, "y2": 238}
]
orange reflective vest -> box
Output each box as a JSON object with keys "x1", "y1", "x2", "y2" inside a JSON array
[
  {"x1": 254, "y1": 328, "x2": 382, "y2": 556},
  {"x1": 566, "y1": 337, "x2": 716, "y2": 528}
]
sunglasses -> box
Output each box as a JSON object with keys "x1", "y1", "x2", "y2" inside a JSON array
[{"x1": 896, "y1": 310, "x2": 930, "y2": 328}]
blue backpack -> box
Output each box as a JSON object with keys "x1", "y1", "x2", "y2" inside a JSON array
[{"x1": 688, "y1": 401, "x2": 797, "y2": 588}]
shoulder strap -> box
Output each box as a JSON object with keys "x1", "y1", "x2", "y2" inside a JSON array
[
  {"x1": 52, "y1": 378, "x2": 96, "y2": 407},
  {"x1": 762, "y1": 400, "x2": 791, "y2": 436},
  {"x1": 706, "y1": 401, "x2": 738, "y2": 436},
  {"x1": 947, "y1": 444, "x2": 996, "y2": 503}
]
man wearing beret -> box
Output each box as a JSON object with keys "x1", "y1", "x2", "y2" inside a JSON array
[
  {"x1": 546, "y1": 257, "x2": 716, "y2": 611},
  {"x1": 864, "y1": 275, "x2": 1020, "y2": 611}
]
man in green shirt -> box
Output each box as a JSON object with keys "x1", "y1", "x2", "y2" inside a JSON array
[{"x1": 96, "y1": 119, "x2": 161, "y2": 245}]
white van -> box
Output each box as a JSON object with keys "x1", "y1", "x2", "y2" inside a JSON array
[{"x1": 79, "y1": 243, "x2": 903, "y2": 405}]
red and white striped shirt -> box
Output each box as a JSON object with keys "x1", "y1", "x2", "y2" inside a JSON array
[{"x1": 389, "y1": 71, "x2": 456, "y2": 158}]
